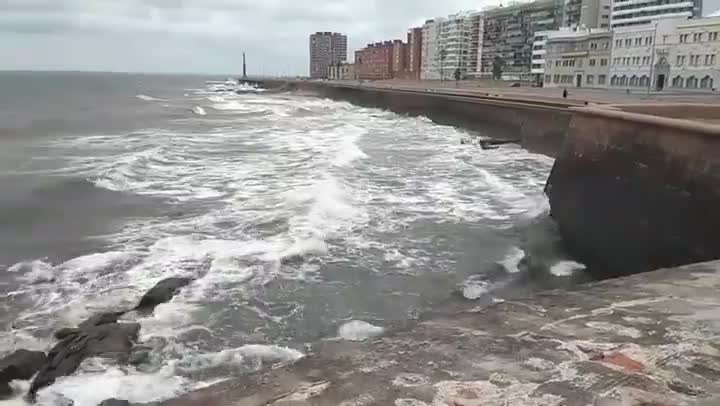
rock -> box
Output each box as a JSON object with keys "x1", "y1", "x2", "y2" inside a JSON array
[
  {"x1": 30, "y1": 323, "x2": 141, "y2": 396},
  {"x1": 78, "y1": 311, "x2": 127, "y2": 330},
  {"x1": 54, "y1": 328, "x2": 81, "y2": 340},
  {"x1": 0, "y1": 380, "x2": 12, "y2": 400},
  {"x1": 135, "y1": 277, "x2": 192, "y2": 312},
  {"x1": 128, "y1": 349, "x2": 151, "y2": 366},
  {"x1": 0, "y1": 349, "x2": 47, "y2": 381}
]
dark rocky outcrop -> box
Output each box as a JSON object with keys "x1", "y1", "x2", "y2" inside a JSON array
[
  {"x1": 0, "y1": 381, "x2": 11, "y2": 400},
  {"x1": 30, "y1": 323, "x2": 140, "y2": 396},
  {"x1": 0, "y1": 349, "x2": 47, "y2": 381},
  {"x1": 135, "y1": 278, "x2": 192, "y2": 312},
  {"x1": 54, "y1": 328, "x2": 81, "y2": 340},
  {"x1": 78, "y1": 311, "x2": 127, "y2": 330}
]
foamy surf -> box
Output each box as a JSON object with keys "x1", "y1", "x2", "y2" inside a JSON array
[
  {"x1": 192, "y1": 106, "x2": 207, "y2": 116},
  {"x1": 135, "y1": 94, "x2": 166, "y2": 102},
  {"x1": 338, "y1": 321, "x2": 384, "y2": 341},
  {"x1": 499, "y1": 247, "x2": 525, "y2": 274},
  {"x1": 550, "y1": 260, "x2": 587, "y2": 276}
]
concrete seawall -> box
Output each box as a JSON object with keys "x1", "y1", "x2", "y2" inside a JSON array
[
  {"x1": 263, "y1": 80, "x2": 720, "y2": 278},
  {"x1": 261, "y1": 80, "x2": 574, "y2": 157},
  {"x1": 546, "y1": 106, "x2": 720, "y2": 276}
]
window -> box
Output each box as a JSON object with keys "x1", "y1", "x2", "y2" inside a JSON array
[
  {"x1": 677, "y1": 55, "x2": 686, "y2": 65},
  {"x1": 694, "y1": 33, "x2": 702, "y2": 42},
  {"x1": 615, "y1": 39, "x2": 622, "y2": 48},
  {"x1": 680, "y1": 34, "x2": 689, "y2": 43},
  {"x1": 556, "y1": 60, "x2": 561, "y2": 67},
  {"x1": 706, "y1": 54, "x2": 716, "y2": 65},
  {"x1": 692, "y1": 55, "x2": 701, "y2": 66},
  {"x1": 701, "y1": 76, "x2": 714, "y2": 89},
  {"x1": 645, "y1": 37, "x2": 652, "y2": 46},
  {"x1": 630, "y1": 76, "x2": 638, "y2": 86},
  {"x1": 640, "y1": 76, "x2": 649, "y2": 87},
  {"x1": 545, "y1": 75, "x2": 552, "y2": 83},
  {"x1": 603, "y1": 42, "x2": 609, "y2": 50},
  {"x1": 611, "y1": 75, "x2": 618, "y2": 86},
  {"x1": 589, "y1": 59, "x2": 596, "y2": 66},
  {"x1": 554, "y1": 74, "x2": 560, "y2": 83},
  {"x1": 711, "y1": 32, "x2": 719, "y2": 41},
  {"x1": 625, "y1": 39, "x2": 632, "y2": 47},
  {"x1": 600, "y1": 58, "x2": 607, "y2": 66},
  {"x1": 590, "y1": 42, "x2": 597, "y2": 50},
  {"x1": 686, "y1": 76, "x2": 698, "y2": 88},
  {"x1": 672, "y1": 76, "x2": 684, "y2": 88},
  {"x1": 634, "y1": 38, "x2": 642, "y2": 46},
  {"x1": 599, "y1": 75, "x2": 607, "y2": 85},
  {"x1": 587, "y1": 75, "x2": 594, "y2": 85}
]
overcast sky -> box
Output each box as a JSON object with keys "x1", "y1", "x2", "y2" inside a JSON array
[{"x1": 2, "y1": 0, "x2": 719, "y2": 76}]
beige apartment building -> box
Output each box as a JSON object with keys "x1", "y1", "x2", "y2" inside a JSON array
[
  {"x1": 328, "y1": 63, "x2": 357, "y2": 81},
  {"x1": 543, "y1": 28, "x2": 612, "y2": 88}
]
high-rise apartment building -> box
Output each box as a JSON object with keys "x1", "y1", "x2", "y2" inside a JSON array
[
  {"x1": 482, "y1": 0, "x2": 564, "y2": 80},
  {"x1": 563, "y1": 0, "x2": 612, "y2": 28},
  {"x1": 420, "y1": 11, "x2": 484, "y2": 80},
  {"x1": 309, "y1": 32, "x2": 348, "y2": 78},
  {"x1": 611, "y1": 0, "x2": 702, "y2": 28},
  {"x1": 406, "y1": 27, "x2": 423, "y2": 79}
]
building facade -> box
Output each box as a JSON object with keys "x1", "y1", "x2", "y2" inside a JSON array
[
  {"x1": 355, "y1": 41, "x2": 394, "y2": 80},
  {"x1": 563, "y1": 0, "x2": 612, "y2": 28},
  {"x1": 406, "y1": 27, "x2": 423, "y2": 80},
  {"x1": 482, "y1": 0, "x2": 564, "y2": 80},
  {"x1": 309, "y1": 32, "x2": 348, "y2": 79},
  {"x1": 420, "y1": 12, "x2": 484, "y2": 80},
  {"x1": 611, "y1": 0, "x2": 702, "y2": 28},
  {"x1": 543, "y1": 28, "x2": 612, "y2": 87},
  {"x1": 392, "y1": 40, "x2": 407, "y2": 76},
  {"x1": 328, "y1": 63, "x2": 357, "y2": 80},
  {"x1": 609, "y1": 16, "x2": 719, "y2": 90}
]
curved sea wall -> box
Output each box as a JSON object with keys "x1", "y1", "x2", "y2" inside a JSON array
[{"x1": 262, "y1": 80, "x2": 573, "y2": 157}]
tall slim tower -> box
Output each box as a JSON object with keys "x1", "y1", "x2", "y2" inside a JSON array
[{"x1": 242, "y1": 52, "x2": 247, "y2": 79}]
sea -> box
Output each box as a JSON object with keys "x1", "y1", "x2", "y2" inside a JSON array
[{"x1": 0, "y1": 71, "x2": 588, "y2": 406}]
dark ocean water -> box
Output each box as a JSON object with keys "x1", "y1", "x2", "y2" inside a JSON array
[{"x1": 0, "y1": 72, "x2": 586, "y2": 405}]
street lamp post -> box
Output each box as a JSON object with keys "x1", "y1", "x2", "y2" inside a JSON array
[{"x1": 646, "y1": 21, "x2": 659, "y2": 97}]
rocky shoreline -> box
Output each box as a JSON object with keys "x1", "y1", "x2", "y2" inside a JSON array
[{"x1": 1, "y1": 277, "x2": 193, "y2": 404}]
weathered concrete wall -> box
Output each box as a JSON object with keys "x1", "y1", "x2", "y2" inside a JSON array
[
  {"x1": 260, "y1": 81, "x2": 572, "y2": 157},
  {"x1": 546, "y1": 107, "x2": 720, "y2": 277}
]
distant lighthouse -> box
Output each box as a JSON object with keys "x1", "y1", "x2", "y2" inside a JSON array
[{"x1": 242, "y1": 52, "x2": 247, "y2": 80}]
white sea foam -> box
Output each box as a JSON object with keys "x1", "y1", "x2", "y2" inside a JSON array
[
  {"x1": 176, "y1": 345, "x2": 303, "y2": 372},
  {"x1": 8, "y1": 260, "x2": 55, "y2": 284},
  {"x1": 192, "y1": 106, "x2": 207, "y2": 116},
  {"x1": 338, "y1": 321, "x2": 385, "y2": 341},
  {"x1": 499, "y1": 247, "x2": 525, "y2": 274},
  {"x1": 461, "y1": 279, "x2": 490, "y2": 300},
  {"x1": 136, "y1": 94, "x2": 166, "y2": 102},
  {"x1": 550, "y1": 260, "x2": 587, "y2": 276}
]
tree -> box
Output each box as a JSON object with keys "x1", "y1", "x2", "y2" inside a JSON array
[
  {"x1": 492, "y1": 56, "x2": 504, "y2": 80},
  {"x1": 454, "y1": 68, "x2": 462, "y2": 86},
  {"x1": 439, "y1": 48, "x2": 448, "y2": 81}
]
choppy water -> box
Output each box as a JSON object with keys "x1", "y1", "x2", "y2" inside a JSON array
[{"x1": 0, "y1": 72, "x2": 583, "y2": 405}]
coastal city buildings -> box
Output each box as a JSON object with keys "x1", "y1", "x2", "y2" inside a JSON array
[
  {"x1": 543, "y1": 27, "x2": 612, "y2": 87},
  {"x1": 328, "y1": 62, "x2": 357, "y2": 80},
  {"x1": 563, "y1": 0, "x2": 612, "y2": 28},
  {"x1": 420, "y1": 11, "x2": 484, "y2": 80},
  {"x1": 609, "y1": 16, "x2": 719, "y2": 90},
  {"x1": 406, "y1": 27, "x2": 424, "y2": 80},
  {"x1": 482, "y1": 0, "x2": 564, "y2": 80},
  {"x1": 309, "y1": 32, "x2": 348, "y2": 79},
  {"x1": 611, "y1": 0, "x2": 703, "y2": 28},
  {"x1": 355, "y1": 41, "x2": 395, "y2": 80}
]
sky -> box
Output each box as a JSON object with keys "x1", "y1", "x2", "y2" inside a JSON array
[{"x1": 1, "y1": 0, "x2": 719, "y2": 76}]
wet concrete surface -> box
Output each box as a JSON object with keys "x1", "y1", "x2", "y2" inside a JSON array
[{"x1": 163, "y1": 261, "x2": 720, "y2": 406}]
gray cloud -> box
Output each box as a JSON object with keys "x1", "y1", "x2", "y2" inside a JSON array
[{"x1": 1, "y1": 0, "x2": 718, "y2": 74}]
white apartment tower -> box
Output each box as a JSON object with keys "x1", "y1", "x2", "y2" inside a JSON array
[
  {"x1": 611, "y1": 0, "x2": 702, "y2": 28},
  {"x1": 420, "y1": 11, "x2": 484, "y2": 80}
]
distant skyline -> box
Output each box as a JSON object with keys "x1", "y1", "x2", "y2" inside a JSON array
[{"x1": 2, "y1": 0, "x2": 719, "y2": 76}]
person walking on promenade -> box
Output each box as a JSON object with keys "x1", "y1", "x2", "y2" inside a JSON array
[{"x1": 562, "y1": 88, "x2": 568, "y2": 99}]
